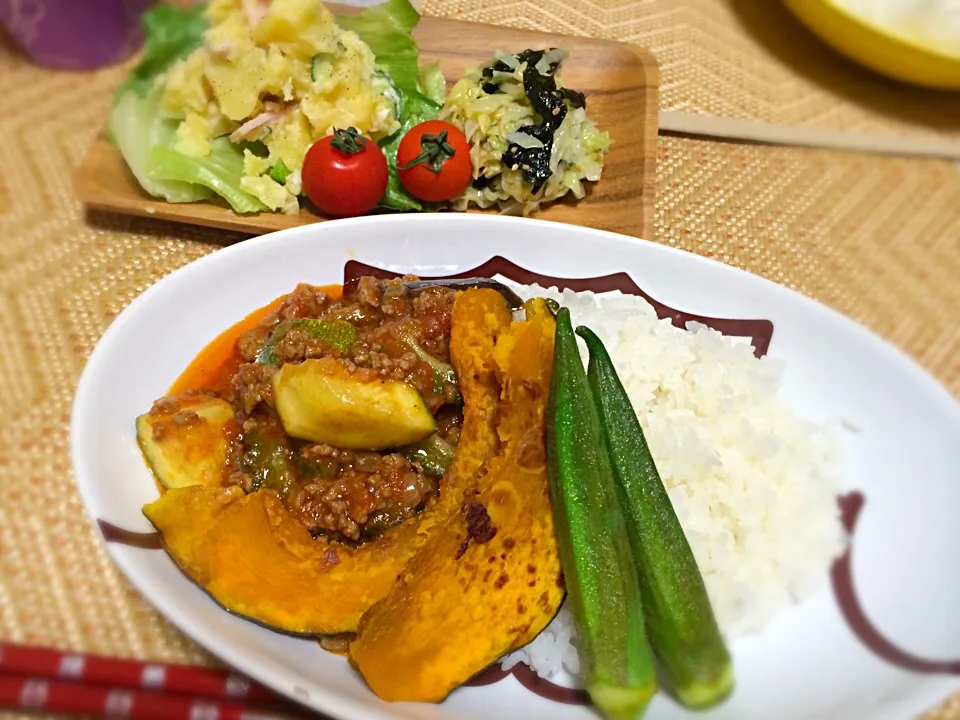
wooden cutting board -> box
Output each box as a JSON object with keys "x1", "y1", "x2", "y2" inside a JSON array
[{"x1": 74, "y1": 10, "x2": 659, "y2": 240}]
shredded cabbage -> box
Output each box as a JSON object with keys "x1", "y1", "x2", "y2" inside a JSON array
[{"x1": 439, "y1": 50, "x2": 611, "y2": 216}]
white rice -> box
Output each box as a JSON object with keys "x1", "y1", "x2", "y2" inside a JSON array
[{"x1": 498, "y1": 283, "x2": 848, "y2": 682}]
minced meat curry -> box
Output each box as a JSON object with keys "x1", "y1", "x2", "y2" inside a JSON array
[{"x1": 140, "y1": 276, "x2": 464, "y2": 543}]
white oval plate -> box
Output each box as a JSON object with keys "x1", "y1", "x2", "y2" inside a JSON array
[{"x1": 71, "y1": 215, "x2": 960, "y2": 720}]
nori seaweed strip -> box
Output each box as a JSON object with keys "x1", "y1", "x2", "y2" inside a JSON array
[
  {"x1": 472, "y1": 173, "x2": 494, "y2": 189},
  {"x1": 502, "y1": 124, "x2": 554, "y2": 192},
  {"x1": 558, "y1": 87, "x2": 586, "y2": 109},
  {"x1": 494, "y1": 48, "x2": 586, "y2": 193},
  {"x1": 482, "y1": 59, "x2": 515, "y2": 77}
]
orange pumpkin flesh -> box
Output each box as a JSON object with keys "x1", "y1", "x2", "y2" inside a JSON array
[
  {"x1": 349, "y1": 295, "x2": 564, "y2": 702},
  {"x1": 144, "y1": 485, "x2": 426, "y2": 635}
]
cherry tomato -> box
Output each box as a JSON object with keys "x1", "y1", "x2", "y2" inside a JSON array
[
  {"x1": 302, "y1": 127, "x2": 388, "y2": 218},
  {"x1": 397, "y1": 120, "x2": 472, "y2": 203}
]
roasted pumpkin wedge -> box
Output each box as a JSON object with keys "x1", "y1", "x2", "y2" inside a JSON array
[
  {"x1": 433, "y1": 287, "x2": 512, "y2": 515},
  {"x1": 142, "y1": 292, "x2": 514, "y2": 636},
  {"x1": 136, "y1": 393, "x2": 237, "y2": 489},
  {"x1": 350, "y1": 296, "x2": 564, "y2": 702},
  {"x1": 271, "y1": 356, "x2": 436, "y2": 450},
  {"x1": 144, "y1": 485, "x2": 432, "y2": 635}
]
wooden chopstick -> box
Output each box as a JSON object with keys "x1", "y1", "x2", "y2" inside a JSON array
[{"x1": 659, "y1": 110, "x2": 960, "y2": 161}]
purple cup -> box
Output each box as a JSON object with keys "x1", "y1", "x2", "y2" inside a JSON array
[{"x1": 0, "y1": 0, "x2": 154, "y2": 70}]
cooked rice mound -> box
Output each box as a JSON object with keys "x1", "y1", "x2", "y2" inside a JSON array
[{"x1": 500, "y1": 283, "x2": 848, "y2": 681}]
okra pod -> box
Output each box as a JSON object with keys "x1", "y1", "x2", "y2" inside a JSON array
[
  {"x1": 547, "y1": 308, "x2": 657, "y2": 720},
  {"x1": 577, "y1": 326, "x2": 733, "y2": 709}
]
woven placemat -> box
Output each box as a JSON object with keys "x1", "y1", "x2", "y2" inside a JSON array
[
  {"x1": 423, "y1": 0, "x2": 960, "y2": 142},
  {"x1": 1, "y1": 1, "x2": 959, "y2": 717}
]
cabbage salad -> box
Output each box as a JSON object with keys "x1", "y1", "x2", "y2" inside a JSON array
[{"x1": 440, "y1": 48, "x2": 611, "y2": 216}]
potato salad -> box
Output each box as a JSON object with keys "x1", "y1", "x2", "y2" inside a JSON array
[{"x1": 160, "y1": 0, "x2": 398, "y2": 213}]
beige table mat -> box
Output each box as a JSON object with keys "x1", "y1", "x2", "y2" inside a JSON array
[
  {"x1": 424, "y1": 0, "x2": 960, "y2": 143},
  {"x1": 2, "y1": 1, "x2": 960, "y2": 718}
]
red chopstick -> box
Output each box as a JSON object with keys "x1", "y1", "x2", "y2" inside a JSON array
[
  {"x1": 0, "y1": 643, "x2": 331, "y2": 719},
  {"x1": 0, "y1": 643, "x2": 279, "y2": 702},
  {"x1": 0, "y1": 674, "x2": 307, "y2": 720}
]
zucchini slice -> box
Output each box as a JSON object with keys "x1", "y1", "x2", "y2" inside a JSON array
[
  {"x1": 272, "y1": 357, "x2": 436, "y2": 450},
  {"x1": 136, "y1": 394, "x2": 237, "y2": 489}
]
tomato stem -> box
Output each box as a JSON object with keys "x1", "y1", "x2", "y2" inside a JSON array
[
  {"x1": 330, "y1": 127, "x2": 368, "y2": 155},
  {"x1": 400, "y1": 131, "x2": 456, "y2": 174}
]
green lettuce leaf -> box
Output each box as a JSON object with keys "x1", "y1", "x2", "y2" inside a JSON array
[
  {"x1": 337, "y1": 0, "x2": 446, "y2": 212},
  {"x1": 149, "y1": 137, "x2": 266, "y2": 214},
  {"x1": 109, "y1": 83, "x2": 213, "y2": 204},
  {"x1": 419, "y1": 62, "x2": 447, "y2": 105},
  {"x1": 116, "y1": 3, "x2": 207, "y2": 99},
  {"x1": 336, "y1": 0, "x2": 422, "y2": 96},
  {"x1": 110, "y1": 3, "x2": 261, "y2": 213}
]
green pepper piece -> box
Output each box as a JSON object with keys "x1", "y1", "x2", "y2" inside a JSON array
[
  {"x1": 399, "y1": 334, "x2": 461, "y2": 405},
  {"x1": 243, "y1": 428, "x2": 297, "y2": 498},
  {"x1": 401, "y1": 433, "x2": 455, "y2": 478},
  {"x1": 547, "y1": 307, "x2": 657, "y2": 720},
  {"x1": 257, "y1": 319, "x2": 358, "y2": 365},
  {"x1": 268, "y1": 159, "x2": 291, "y2": 184},
  {"x1": 577, "y1": 326, "x2": 733, "y2": 709},
  {"x1": 293, "y1": 451, "x2": 339, "y2": 481}
]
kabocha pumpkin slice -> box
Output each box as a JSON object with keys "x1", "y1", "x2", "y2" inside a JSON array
[
  {"x1": 136, "y1": 392, "x2": 238, "y2": 490},
  {"x1": 434, "y1": 287, "x2": 512, "y2": 514},
  {"x1": 350, "y1": 296, "x2": 564, "y2": 702},
  {"x1": 143, "y1": 486, "x2": 424, "y2": 634},
  {"x1": 142, "y1": 289, "x2": 514, "y2": 636}
]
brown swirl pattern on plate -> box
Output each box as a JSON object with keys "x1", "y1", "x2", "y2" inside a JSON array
[
  {"x1": 100, "y1": 257, "x2": 958, "y2": 710},
  {"x1": 342, "y1": 256, "x2": 775, "y2": 358},
  {"x1": 832, "y1": 492, "x2": 960, "y2": 675},
  {"x1": 97, "y1": 520, "x2": 162, "y2": 550}
]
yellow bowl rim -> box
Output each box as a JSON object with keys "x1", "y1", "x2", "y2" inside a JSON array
[{"x1": 820, "y1": 0, "x2": 960, "y2": 62}]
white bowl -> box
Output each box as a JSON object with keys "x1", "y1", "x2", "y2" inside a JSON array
[{"x1": 71, "y1": 215, "x2": 960, "y2": 720}]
